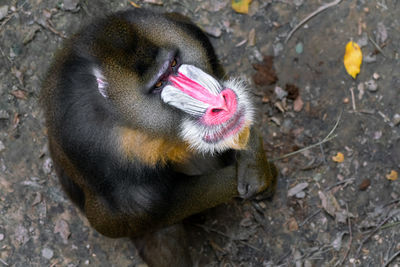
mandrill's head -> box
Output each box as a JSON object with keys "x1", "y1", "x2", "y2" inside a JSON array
[{"x1": 85, "y1": 10, "x2": 254, "y2": 155}]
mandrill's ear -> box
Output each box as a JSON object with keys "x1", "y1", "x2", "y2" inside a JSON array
[{"x1": 93, "y1": 67, "x2": 108, "y2": 98}]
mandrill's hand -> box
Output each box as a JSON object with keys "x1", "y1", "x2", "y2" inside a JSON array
[{"x1": 236, "y1": 128, "x2": 277, "y2": 199}]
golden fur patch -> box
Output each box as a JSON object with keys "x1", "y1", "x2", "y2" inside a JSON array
[
  {"x1": 229, "y1": 125, "x2": 250, "y2": 150},
  {"x1": 118, "y1": 127, "x2": 192, "y2": 166}
]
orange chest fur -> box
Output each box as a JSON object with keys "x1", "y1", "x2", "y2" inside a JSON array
[{"x1": 118, "y1": 127, "x2": 191, "y2": 166}]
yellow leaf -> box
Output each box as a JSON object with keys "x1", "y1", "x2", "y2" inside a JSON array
[
  {"x1": 232, "y1": 0, "x2": 252, "y2": 14},
  {"x1": 344, "y1": 41, "x2": 362, "y2": 79},
  {"x1": 386, "y1": 170, "x2": 398, "y2": 181},
  {"x1": 332, "y1": 152, "x2": 344, "y2": 163}
]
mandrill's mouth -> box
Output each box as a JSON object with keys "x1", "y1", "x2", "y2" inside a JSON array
[{"x1": 203, "y1": 108, "x2": 245, "y2": 143}]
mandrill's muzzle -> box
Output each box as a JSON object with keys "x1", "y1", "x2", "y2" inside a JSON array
[
  {"x1": 161, "y1": 64, "x2": 253, "y2": 154},
  {"x1": 161, "y1": 65, "x2": 238, "y2": 124}
]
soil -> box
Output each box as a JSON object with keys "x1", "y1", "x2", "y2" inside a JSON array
[{"x1": 0, "y1": 0, "x2": 399, "y2": 266}]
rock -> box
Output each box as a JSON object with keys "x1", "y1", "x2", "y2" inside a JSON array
[
  {"x1": 393, "y1": 114, "x2": 400, "y2": 126},
  {"x1": 0, "y1": 141, "x2": 5, "y2": 152},
  {"x1": 365, "y1": 79, "x2": 378, "y2": 92},
  {"x1": 273, "y1": 43, "x2": 283, "y2": 56},
  {"x1": 42, "y1": 247, "x2": 54, "y2": 260},
  {"x1": 274, "y1": 86, "x2": 288, "y2": 100},
  {"x1": 42, "y1": 157, "x2": 53, "y2": 175},
  {"x1": 0, "y1": 5, "x2": 8, "y2": 21},
  {"x1": 0, "y1": 110, "x2": 8, "y2": 119},
  {"x1": 203, "y1": 26, "x2": 222, "y2": 38},
  {"x1": 288, "y1": 182, "x2": 309, "y2": 197},
  {"x1": 62, "y1": 0, "x2": 80, "y2": 11}
]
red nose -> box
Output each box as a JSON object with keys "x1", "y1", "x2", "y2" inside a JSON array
[{"x1": 202, "y1": 89, "x2": 237, "y2": 126}]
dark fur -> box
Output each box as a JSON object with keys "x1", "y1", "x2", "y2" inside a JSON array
[{"x1": 42, "y1": 9, "x2": 277, "y2": 266}]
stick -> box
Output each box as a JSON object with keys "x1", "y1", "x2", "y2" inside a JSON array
[
  {"x1": 299, "y1": 209, "x2": 321, "y2": 227},
  {"x1": 285, "y1": 0, "x2": 343, "y2": 43},
  {"x1": 194, "y1": 224, "x2": 262, "y2": 252},
  {"x1": 383, "y1": 250, "x2": 400, "y2": 267},
  {"x1": 271, "y1": 110, "x2": 342, "y2": 161},
  {"x1": 336, "y1": 203, "x2": 352, "y2": 266},
  {"x1": 350, "y1": 87, "x2": 356, "y2": 111},
  {"x1": 368, "y1": 35, "x2": 387, "y2": 58},
  {"x1": 356, "y1": 215, "x2": 392, "y2": 257},
  {"x1": 324, "y1": 178, "x2": 355, "y2": 192}
]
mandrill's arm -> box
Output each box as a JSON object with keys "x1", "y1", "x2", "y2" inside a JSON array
[{"x1": 163, "y1": 128, "x2": 277, "y2": 226}]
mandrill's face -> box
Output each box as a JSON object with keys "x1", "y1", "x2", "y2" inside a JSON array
[
  {"x1": 90, "y1": 11, "x2": 254, "y2": 155},
  {"x1": 161, "y1": 64, "x2": 254, "y2": 154}
]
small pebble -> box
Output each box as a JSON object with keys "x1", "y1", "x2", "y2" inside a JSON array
[
  {"x1": 203, "y1": 26, "x2": 222, "y2": 38},
  {"x1": 393, "y1": 114, "x2": 400, "y2": 126},
  {"x1": 0, "y1": 110, "x2": 9, "y2": 119},
  {"x1": 365, "y1": 79, "x2": 378, "y2": 92},
  {"x1": 0, "y1": 141, "x2": 5, "y2": 152},
  {"x1": 295, "y1": 42, "x2": 303, "y2": 54},
  {"x1": 288, "y1": 182, "x2": 309, "y2": 197},
  {"x1": 42, "y1": 247, "x2": 54, "y2": 260},
  {"x1": 364, "y1": 54, "x2": 377, "y2": 63},
  {"x1": 0, "y1": 5, "x2": 8, "y2": 21},
  {"x1": 274, "y1": 86, "x2": 288, "y2": 100},
  {"x1": 0, "y1": 233, "x2": 4, "y2": 241},
  {"x1": 42, "y1": 157, "x2": 53, "y2": 174},
  {"x1": 372, "y1": 72, "x2": 380, "y2": 80},
  {"x1": 295, "y1": 191, "x2": 306, "y2": 198},
  {"x1": 273, "y1": 43, "x2": 283, "y2": 56}
]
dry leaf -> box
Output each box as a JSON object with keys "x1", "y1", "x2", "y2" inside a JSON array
[
  {"x1": 318, "y1": 190, "x2": 341, "y2": 217},
  {"x1": 344, "y1": 41, "x2": 362, "y2": 79},
  {"x1": 252, "y1": 56, "x2": 278, "y2": 86},
  {"x1": 232, "y1": 0, "x2": 252, "y2": 14},
  {"x1": 11, "y1": 90, "x2": 27, "y2": 100},
  {"x1": 332, "y1": 152, "x2": 344, "y2": 163},
  {"x1": 287, "y1": 217, "x2": 299, "y2": 232},
  {"x1": 54, "y1": 219, "x2": 71, "y2": 244},
  {"x1": 293, "y1": 95, "x2": 304, "y2": 112},
  {"x1": 386, "y1": 170, "x2": 398, "y2": 181}
]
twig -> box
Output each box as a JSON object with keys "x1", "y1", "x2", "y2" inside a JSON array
[
  {"x1": 381, "y1": 221, "x2": 400, "y2": 230},
  {"x1": 194, "y1": 224, "x2": 262, "y2": 252},
  {"x1": 299, "y1": 209, "x2": 321, "y2": 227},
  {"x1": 337, "y1": 203, "x2": 353, "y2": 266},
  {"x1": 271, "y1": 110, "x2": 342, "y2": 161},
  {"x1": 383, "y1": 250, "x2": 400, "y2": 267},
  {"x1": 285, "y1": 0, "x2": 343, "y2": 43},
  {"x1": 368, "y1": 35, "x2": 387, "y2": 58},
  {"x1": 324, "y1": 178, "x2": 355, "y2": 192},
  {"x1": 349, "y1": 87, "x2": 356, "y2": 111},
  {"x1": 356, "y1": 215, "x2": 393, "y2": 257},
  {"x1": 383, "y1": 198, "x2": 400, "y2": 208},
  {"x1": 0, "y1": 258, "x2": 8, "y2": 266},
  {"x1": 0, "y1": 1, "x2": 27, "y2": 33}
]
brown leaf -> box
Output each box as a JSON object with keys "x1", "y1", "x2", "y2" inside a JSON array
[
  {"x1": 287, "y1": 217, "x2": 299, "y2": 232},
  {"x1": 252, "y1": 56, "x2": 278, "y2": 86},
  {"x1": 13, "y1": 113, "x2": 20, "y2": 128},
  {"x1": 11, "y1": 90, "x2": 27, "y2": 100},
  {"x1": 11, "y1": 66, "x2": 24, "y2": 86},
  {"x1": 293, "y1": 95, "x2": 304, "y2": 112},
  {"x1": 318, "y1": 191, "x2": 341, "y2": 218},
  {"x1": 248, "y1": 28, "x2": 256, "y2": 46},
  {"x1": 285, "y1": 84, "x2": 299, "y2": 100},
  {"x1": 358, "y1": 179, "x2": 371, "y2": 191},
  {"x1": 54, "y1": 219, "x2": 71, "y2": 243}
]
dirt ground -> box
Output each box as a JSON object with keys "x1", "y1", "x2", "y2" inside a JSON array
[{"x1": 0, "y1": 0, "x2": 399, "y2": 266}]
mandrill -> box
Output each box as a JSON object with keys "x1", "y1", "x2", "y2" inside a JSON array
[{"x1": 41, "y1": 9, "x2": 277, "y2": 267}]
